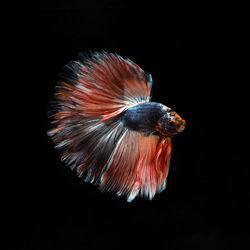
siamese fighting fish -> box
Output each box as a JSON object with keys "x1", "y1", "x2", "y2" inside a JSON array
[{"x1": 48, "y1": 52, "x2": 186, "y2": 202}]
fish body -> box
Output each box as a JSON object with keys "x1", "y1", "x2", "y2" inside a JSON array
[
  {"x1": 48, "y1": 52, "x2": 185, "y2": 201},
  {"x1": 122, "y1": 102, "x2": 165, "y2": 135},
  {"x1": 122, "y1": 102, "x2": 185, "y2": 137}
]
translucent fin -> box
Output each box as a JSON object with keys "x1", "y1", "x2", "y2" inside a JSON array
[
  {"x1": 54, "y1": 51, "x2": 152, "y2": 122},
  {"x1": 49, "y1": 112, "x2": 172, "y2": 201},
  {"x1": 99, "y1": 132, "x2": 172, "y2": 201},
  {"x1": 48, "y1": 52, "x2": 169, "y2": 201},
  {"x1": 48, "y1": 111, "x2": 126, "y2": 185}
]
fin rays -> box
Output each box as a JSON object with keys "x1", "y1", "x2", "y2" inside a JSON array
[
  {"x1": 56, "y1": 51, "x2": 152, "y2": 120},
  {"x1": 48, "y1": 51, "x2": 172, "y2": 201}
]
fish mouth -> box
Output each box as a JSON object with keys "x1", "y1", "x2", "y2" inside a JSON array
[{"x1": 176, "y1": 120, "x2": 186, "y2": 133}]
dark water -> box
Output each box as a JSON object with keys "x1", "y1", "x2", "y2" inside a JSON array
[{"x1": 5, "y1": 1, "x2": 249, "y2": 249}]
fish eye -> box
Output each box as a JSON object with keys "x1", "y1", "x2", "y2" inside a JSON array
[{"x1": 169, "y1": 121, "x2": 174, "y2": 127}]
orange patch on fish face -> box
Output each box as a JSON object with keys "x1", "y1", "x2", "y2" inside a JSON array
[
  {"x1": 156, "y1": 111, "x2": 186, "y2": 137},
  {"x1": 176, "y1": 120, "x2": 186, "y2": 132}
]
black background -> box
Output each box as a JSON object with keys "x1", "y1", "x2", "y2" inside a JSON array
[{"x1": 5, "y1": 0, "x2": 249, "y2": 249}]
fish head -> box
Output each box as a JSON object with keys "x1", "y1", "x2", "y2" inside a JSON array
[{"x1": 157, "y1": 107, "x2": 186, "y2": 136}]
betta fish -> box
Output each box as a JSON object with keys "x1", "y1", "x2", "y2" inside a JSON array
[{"x1": 48, "y1": 52, "x2": 186, "y2": 202}]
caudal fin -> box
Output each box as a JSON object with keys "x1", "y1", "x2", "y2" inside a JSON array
[{"x1": 48, "y1": 52, "x2": 171, "y2": 201}]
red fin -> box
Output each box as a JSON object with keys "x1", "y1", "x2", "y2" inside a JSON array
[
  {"x1": 55, "y1": 52, "x2": 152, "y2": 121},
  {"x1": 48, "y1": 108, "x2": 172, "y2": 201},
  {"x1": 48, "y1": 113, "x2": 126, "y2": 184},
  {"x1": 48, "y1": 52, "x2": 152, "y2": 182},
  {"x1": 48, "y1": 52, "x2": 171, "y2": 202},
  {"x1": 99, "y1": 132, "x2": 172, "y2": 201}
]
